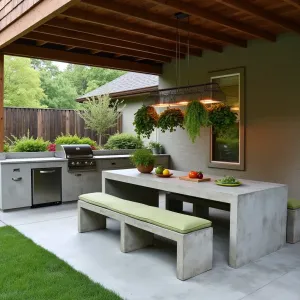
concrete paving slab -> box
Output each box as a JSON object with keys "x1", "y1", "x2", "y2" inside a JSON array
[{"x1": 0, "y1": 202, "x2": 77, "y2": 226}]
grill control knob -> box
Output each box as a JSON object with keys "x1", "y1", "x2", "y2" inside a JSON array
[
  {"x1": 71, "y1": 162, "x2": 75, "y2": 165},
  {"x1": 85, "y1": 161, "x2": 88, "y2": 165},
  {"x1": 90, "y1": 162, "x2": 94, "y2": 165},
  {"x1": 76, "y1": 162, "x2": 80, "y2": 165}
]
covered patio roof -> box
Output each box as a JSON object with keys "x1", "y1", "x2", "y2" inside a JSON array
[{"x1": 0, "y1": 0, "x2": 299, "y2": 151}]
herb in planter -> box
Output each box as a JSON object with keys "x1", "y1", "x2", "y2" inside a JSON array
[
  {"x1": 208, "y1": 103, "x2": 237, "y2": 135},
  {"x1": 184, "y1": 100, "x2": 209, "y2": 143},
  {"x1": 130, "y1": 148, "x2": 155, "y2": 173},
  {"x1": 148, "y1": 141, "x2": 163, "y2": 154},
  {"x1": 157, "y1": 108, "x2": 184, "y2": 133},
  {"x1": 133, "y1": 105, "x2": 159, "y2": 139}
]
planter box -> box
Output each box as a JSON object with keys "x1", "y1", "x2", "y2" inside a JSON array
[
  {"x1": 93, "y1": 149, "x2": 136, "y2": 156},
  {"x1": 5, "y1": 152, "x2": 55, "y2": 159}
]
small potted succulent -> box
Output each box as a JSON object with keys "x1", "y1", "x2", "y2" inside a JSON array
[
  {"x1": 130, "y1": 148, "x2": 155, "y2": 173},
  {"x1": 148, "y1": 141, "x2": 163, "y2": 154}
]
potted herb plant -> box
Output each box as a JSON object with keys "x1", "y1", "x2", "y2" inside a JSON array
[
  {"x1": 208, "y1": 103, "x2": 237, "y2": 135},
  {"x1": 133, "y1": 105, "x2": 159, "y2": 139},
  {"x1": 184, "y1": 100, "x2": 209, "y2": 143},
  {"x1": 130, "y1": 148, "x2": 155, "y2": 173},
  {"x1": 157, "y1": 108, "x2": 184, "y2": 133},
  {"x1": 148, "y1": 141, "x2": 163, "y2": 154}
]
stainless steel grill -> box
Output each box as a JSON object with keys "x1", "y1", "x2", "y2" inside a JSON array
[{"x1": 55, "y1": 144, "x2": 97, "y2": 172}]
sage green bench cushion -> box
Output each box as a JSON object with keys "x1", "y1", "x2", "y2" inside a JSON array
[
  {"x1": 288, "y1": 199, "x2": 300, "y2": 210},
  {"x1": 79, "y1": 192, "x2": 211, "y2": 234}
]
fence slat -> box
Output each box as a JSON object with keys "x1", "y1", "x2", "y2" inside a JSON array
[{"x1": 4, "y1": 107, "x2": 121, "y2": 143}]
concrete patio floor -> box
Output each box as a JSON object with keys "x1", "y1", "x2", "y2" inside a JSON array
[{"x1": 0, "y1": 202, "x2": 300, "y2": 300}]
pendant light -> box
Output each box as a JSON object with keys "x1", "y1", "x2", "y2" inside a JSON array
[{"x1": 151, "y1": 12, "x2": 224, "y2": 108}]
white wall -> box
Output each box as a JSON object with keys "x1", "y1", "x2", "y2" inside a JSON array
[{"x1": 157, "y1": 33, "x2": 300, "y2": 198}]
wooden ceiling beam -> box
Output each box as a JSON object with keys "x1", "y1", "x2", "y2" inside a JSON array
[
  {"x1": 62, "y1": 8, "x2": 204, "y2": 55},
  {"x1": 0, "y1": 0, "x2": 80, "y2": 48},
  {"x1": 90, "y1": 50, "x2": 101, "y2": 54},
  {"x1": 283, "y1": 0, "x2": 300, "y2": 10},
  {"x1": 35, "y1": 24, "x2": 190, "y2": 58},
  {"x1": 149, "y1": 0, "x2": 276, "y2": 41},
  {"x1": 47, "y1": 18, "x2": 187, "y2": 54},
  {"x1": 2, "y1": 43, "x2": 162, "y2": 75},
  {"x1": 36, "y1": 40, "x2": 47, "y2": 46},
  {"x1": 217, "y1": 0, "x2": 300, "y2": 34},
  {"x1": 24, "y1": 31, "x2": 172, "y2": 63},
  {"x1": 83, "y1": 0, "x2": 246, "y2": 48}
]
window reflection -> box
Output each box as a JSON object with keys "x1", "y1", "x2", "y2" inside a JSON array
[{"x1": 211, "y1": 75, "x2": 240, "y2": 164}]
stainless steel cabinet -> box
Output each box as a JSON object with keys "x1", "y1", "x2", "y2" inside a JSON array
[{"x1": 0, "y1": 164, "x2": 31, "y2": 210}]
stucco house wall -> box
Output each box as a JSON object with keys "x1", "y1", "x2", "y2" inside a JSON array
[{"x1": 153, "y1": 33, "x2": 300, "y2": 198}]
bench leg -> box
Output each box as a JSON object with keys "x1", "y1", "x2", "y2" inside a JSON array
[
  {"x1": 287, "y1": 209, "x2": 300, "y2": 244},
  {"x1": 120, "y1": 222, "x2": 153, "y2": 253},
  {"x1": 78, "y1": 206, "x2": 106, "y2": 233},
  {"x1": 177, "y1": 227, "x2": 213, "y2": 281}
]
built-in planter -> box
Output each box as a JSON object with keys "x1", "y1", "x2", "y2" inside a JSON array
[{"x1": 5, "y1": 152, "x2": 55, "y2": 159}]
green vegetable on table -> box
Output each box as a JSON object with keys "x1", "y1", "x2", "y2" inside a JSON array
[{"x1": 216, "y1": 176, "x2": 241, "y2": 185}]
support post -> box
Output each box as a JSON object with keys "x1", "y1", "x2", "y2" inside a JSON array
[{"x1": 0, "y1": 53, "x2": 3, "y2": 152}]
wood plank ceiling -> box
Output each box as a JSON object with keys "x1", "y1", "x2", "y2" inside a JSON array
[{"x1": 2, "y1": 0, "x2": 300, "y2": 74}]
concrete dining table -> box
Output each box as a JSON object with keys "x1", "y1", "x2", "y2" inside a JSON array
[{"x1": 102, "y1": 168, "x2": 287, "y2": 268}]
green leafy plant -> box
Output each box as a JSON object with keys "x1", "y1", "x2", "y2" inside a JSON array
[
  {"x1": 157, "y1": 108, "x2": 184, "y2": 133},
  {"x1": 3, "y1": 142, "x2": 10, "y2": 152},
  {"x1": 8, "y1": 133, "x2": 49, "y2": 152},
  {"x1": 208, "y1": 103, "x2": 237, "y2": 135},
  {"x1": 148, "y1": 141, "x2": 162, "y2": 149},
  {"x1": 54, "y1": 134, "x2": 97, "y2": 147},
  {"x1": 130, "y1": 148, "x2": 155, "y2": 167},
  {"x1": 133, "y1": 105, "x2": 159, "y2": 139},
  {"x1": 104, "y1": 133, "x2": 143, "y2": 150},
  {"x1": 184, "y1": 100, "x2": 209, "y2": 143},
  {"x1": 77, "y1": 95, "x2": 125, "y2": 146}
]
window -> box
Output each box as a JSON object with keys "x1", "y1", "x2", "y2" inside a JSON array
[{"x1": 208, "y1": 68, "x2": 245, "y2": 170}]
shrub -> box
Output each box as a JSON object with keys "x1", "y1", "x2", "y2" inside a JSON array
[
  {"x1": 12, "y1": 136, "x2": 49, "y2": 152},
  {"x1": 3, "y1": 143, "x2": 9, "y2": 152},
  {"x1": 130, "y1": 148, "x2": 155, "y2": 167},
  {"x1": 54, "y1": 134, "x2": 97, "y2": 148},
  {"x1": 104, "y1": 133, "x2": 143, "y2": 150}
]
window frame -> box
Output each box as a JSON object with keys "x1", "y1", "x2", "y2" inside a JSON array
[{"x1": 208, "y1": 67, "x2": 245, "y2": 171}]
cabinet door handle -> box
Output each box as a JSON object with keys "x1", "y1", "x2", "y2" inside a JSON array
[
  {"x1": 12, "y1": 177, "x2": 22, "y2": 181},
  {"x1": 40, "y1": 170, "x2": 56, "y2": 174},
  {"x1": 111, "y1": 162, "x2": 116, "y2": 165},
  {"x1": 75, "y1": 173, "x2": 82, "y2": 177}
]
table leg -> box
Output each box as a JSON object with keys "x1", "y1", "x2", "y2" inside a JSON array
[
  {"x1": 193, "y1": 204, "x2": 209, "y2": 219},
  {"x1": 229, "y1": 187, "x2": 287, "y2": 268},
  {"x1": 163, "y1": 192, "x2": 184, "y2": 213}
]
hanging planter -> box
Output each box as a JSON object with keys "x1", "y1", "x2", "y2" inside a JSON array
[
  {"x1": 133, "y1": 105, "x2": 159, "y2": 139},
  {"x1": 184, "y1": 101, "x2": 209, "y2": 143},
  {"x1": 208, "y1": 103, "x2": 237, "y2": 135},
  {"x1": 157, "y1": 108, "x2": 185, "y2": 133}
]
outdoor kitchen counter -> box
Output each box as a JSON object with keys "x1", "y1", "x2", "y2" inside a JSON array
[
  {"x1": 102, "y1": 168, "x2": 288, "y2": 269},
  {"x1": 0, "y1": 154, "x2": 169, "y2": 164}
]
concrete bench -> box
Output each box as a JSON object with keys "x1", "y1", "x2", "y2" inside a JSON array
[
  {"x1": 287, "y1": 199, "x2": 300, "y2": 244},
  {"x1": 78, "y1": 192, "x2": 213, "y2": 281}
]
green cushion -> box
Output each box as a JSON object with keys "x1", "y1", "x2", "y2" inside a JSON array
[
  {"x1": 79, "y1": 192, "x2": 211, "y2": 234},
  {"x1": 288, "y1": 199, "x2": 300, "y2": 210}
]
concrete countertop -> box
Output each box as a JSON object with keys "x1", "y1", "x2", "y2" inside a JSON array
[
  {"x1": 102, "y1": 168, "x2": 287, "y2": 202},
  {"x1": 0, "y1": 154, "x2": 169, "y2": 164}
]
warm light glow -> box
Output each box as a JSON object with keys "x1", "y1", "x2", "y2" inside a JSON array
[
  {"x1": 151, "y1": 103, "x2": 171, "y2": 108},
  {"x1": 176, "y1": 101, "x2": 189, "y2": 106},
  {"x1": 230, "y1": 106, "x2": 240, "y2": 112},
  {"x1": 200, "y1": 99, "x2": 222, "y2": 105},
  {"x1": 152, "y1": 101, "x2": 189, "y2": 107}
]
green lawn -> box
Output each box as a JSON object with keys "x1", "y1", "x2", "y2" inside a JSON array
[{"x1": 0, "y1": 226, "x2": 122, "y2": 300}]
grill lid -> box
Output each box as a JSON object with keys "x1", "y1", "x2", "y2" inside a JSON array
[{"x1": 55, "y1": 144, "x2": 93, "y2": 159}]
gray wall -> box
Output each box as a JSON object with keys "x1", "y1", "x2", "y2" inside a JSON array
[{"x1": 157, "y1": 33, "x2": 300, "y2": 198}]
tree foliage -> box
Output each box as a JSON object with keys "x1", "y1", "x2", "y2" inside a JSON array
[
  {"x1": 4, "y1": 57, "x2": 45, "y2": 108},
  {"x1": 77, "y1": 95, "x2": 126, "y2": 146}
]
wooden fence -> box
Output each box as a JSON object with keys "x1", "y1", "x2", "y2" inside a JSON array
[{"x1": 4, "y1": 107, "x2": 122, "y2": 144}]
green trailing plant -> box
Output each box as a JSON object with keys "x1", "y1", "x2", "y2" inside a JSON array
[
  {"x1": 130, "y1": 148, "x2": 155, "y2": 167},
  {"x1": 133, "y1": 105, "x2": 159, "y2": 139},
  {"x1": 104, "y1": 133, "x2": 143, "y2": 150},
  {"x1": 208, "y1": 103, "x2": 237, "y2": 135},
  {"x1": 184, "y1": 100, "x2": 209, "y2": 143},
  {"x1": 7, "y1": 133, "x2": 49, "y2": 152},
  {"x1": 157, "y1": 108, "x2": 184, "y2": 133}
]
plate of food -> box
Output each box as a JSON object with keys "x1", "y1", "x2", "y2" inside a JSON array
[
  {"x1": 215, "y1": 176, "x2": 242, "y2": 187},
  {"x1": 154, "y1": 166, "x2": 173, "y2": 178}
]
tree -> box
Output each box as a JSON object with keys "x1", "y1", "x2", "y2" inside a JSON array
[
  {"x1": 65, "y1": 65, "x2": 125, "y2": 96},
  {"x1": 4, "y1": 56, "x2": 45, "y2": 108},
  {"x1": 77, "y1": 95, "x2": 126, "y2": 146}
]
